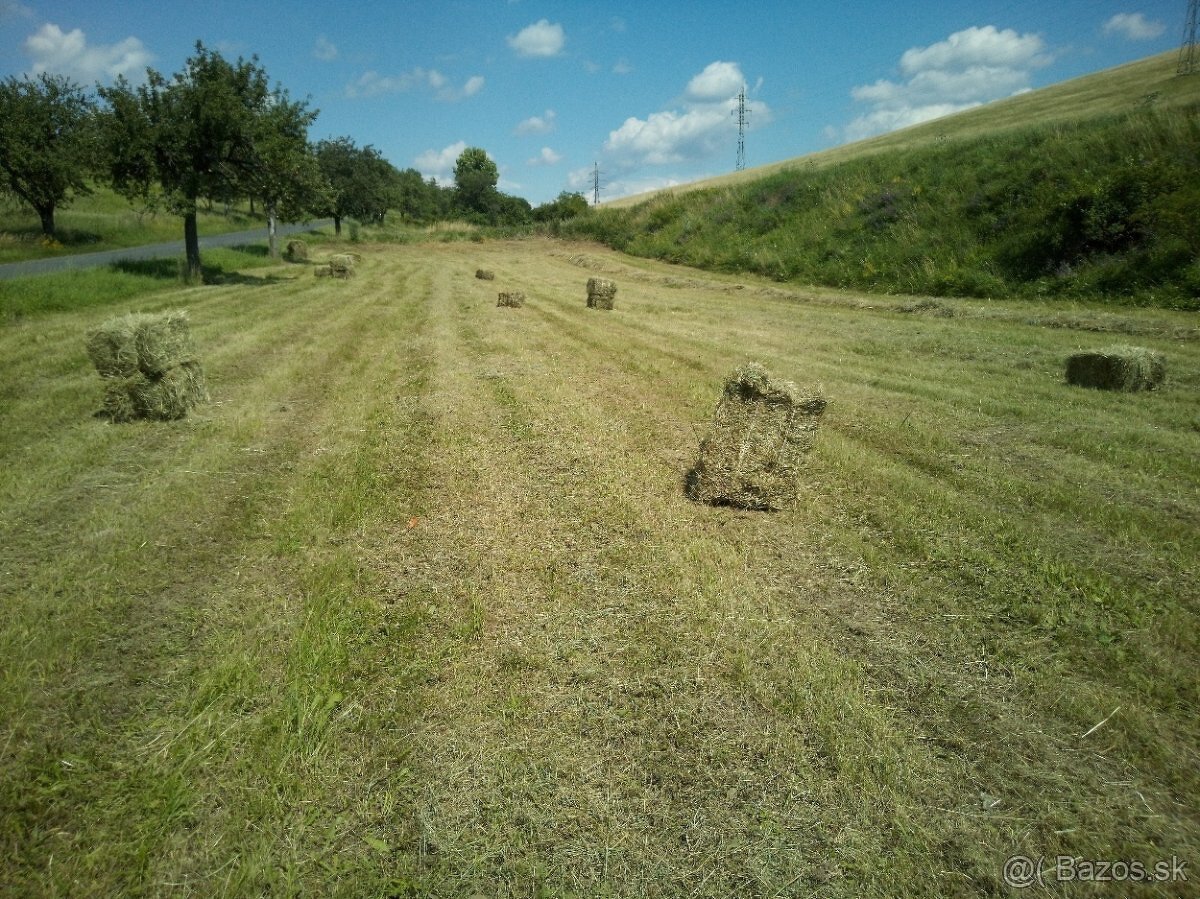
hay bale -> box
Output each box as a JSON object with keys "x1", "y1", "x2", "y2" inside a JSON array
[
  {"x1": 87, "y1": 311, "x2": 195, "y2": 378},
  {"x1": 102, "y1": 363, "x2": 208, "y2": 422},
  {"x1": 587, "y1": 277, "x2": 617, "y2": 309},
  {"x1": 328, "y1": 254, "x2": 357, "y2": 279},
  {"x1": 284, "y1": 239, "x2": 308, "y2": 262},
  {"x1": 476, "y1": 269, "x2": 495, "y2": 280},
  {"x1": 88, "y1": 310, "x2": 206, "y2": 422},
  {"x1": 1066, "y1": 346, "x2": 1166, "y2": 391},
  {"x1": 497, "y1": 291, "x2": 525, "y2": 308},
  {"x1": 85, "y1": 317, "x2": 141, "y2": 378},
  {"x1": 686, "y1": 363, "x2": 827, "y2": 511}
]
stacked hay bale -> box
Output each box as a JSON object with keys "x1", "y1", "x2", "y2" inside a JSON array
[
  {"x1": 315, "y1": 252, "x2": 359, "y2": 279},
  {"x1": 476, "y1": 269, "x2": 495, "y2": 280},
  {"x1": 86, "y1": 311, "x2": 208, "y2": 422},
  {"x1": 1066, "y1": 345, "x2": 1166, "y2": 391},
  {"x1": 497, "y1": 291, "x2": 525, "y2": 308},
  {"x1": 586, "y1": 277, "x2": 617, "y2": 309},
  {"x1": 687, "y1": 362, "x2": 826, "y2": 511},
  {"x1": 284, "y1": 239, "x2": 308, "y2": 262}
]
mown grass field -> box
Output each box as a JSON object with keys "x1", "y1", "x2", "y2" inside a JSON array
[{"x1": 1, "y1": 238, "x2": 1198, "y2": 897}]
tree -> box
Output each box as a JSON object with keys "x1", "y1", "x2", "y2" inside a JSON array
[
  {"x1": 533, "y1": 191, "x2": 589, "y2": 223},
  {"x1": 243, "y1": 92, "x2": 327, "y2": 258},
  {"x1": 0, "y1": 73, "x2": 96, "y2": 238},
  {"x1": 315, "y1": 137, "x2": 397, "y2": 235},
  {"x1": 99, "y1": 43, "x2": 272, "y2": 280},
  {"x1": 453, "y1": 146, "x2": 499, "y2": 216}
]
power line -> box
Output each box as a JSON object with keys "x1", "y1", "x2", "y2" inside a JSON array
[
  {"x1": 591, "y1": 161, "x2": 603, "y2": 206},
  {"x1": 732, "y1": 85, "x2": 749, "y2": 171},
  {"x1": 1181, "y1": 0, "x2": 1199, "y2": 75}
]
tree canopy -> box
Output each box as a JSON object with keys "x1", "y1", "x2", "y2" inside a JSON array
[
  {"x1": 99, "y1": 42, "x2": 292, "y2": 278},
  {"x1": 0, "y1": 73, "x2": 96, "y2": 237}
]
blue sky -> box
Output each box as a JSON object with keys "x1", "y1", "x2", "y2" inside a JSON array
[{"x1": 0, "y1": 1, "x2": 1187, "y2": 205}]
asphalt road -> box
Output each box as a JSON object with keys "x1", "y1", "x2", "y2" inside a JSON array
[{"x1": 0, "y1": 219, "x2": 333, "y2": 280}]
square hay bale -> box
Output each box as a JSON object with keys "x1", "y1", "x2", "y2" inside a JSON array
[
  {"x1": 476, "y1": 269, "x2": 495, "y2": 280},
  {"x1": 587, "y1": 277, "x2": 617, "y2": 310},
  {"x1": 497, "y1": 291, "x2": 525, "y2": 308},
  {"x1": 284, "y1": 239, "x2": 308, "y2": 262},
  {"x1": 687, "y1": 362, "x2": 827, "y2": 511},
  {"x1": 101, "y1": 363, "x2": 207, "y2": 422},
  {"x1": 328, "y1": 254, "x2": 357, "y2": 279},
  {"x1": 1066, "y1": 346, "x2": 1165, "y2": 391},
  {"x1": 86, "y1": 311, "x2": 195, "y2": 379},
  {"x1": 86, "y1": 316, "x2": 142, "y2": 378}
]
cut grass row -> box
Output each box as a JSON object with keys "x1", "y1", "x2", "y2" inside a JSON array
[{"x1": 0, "y1": 238, "x2": 1197, "y2": 896}]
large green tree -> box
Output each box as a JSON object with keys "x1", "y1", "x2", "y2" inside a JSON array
[
  {"x1": 99, "y1": 43, "x2": 272, "y2": 280},
  {"x1": 243, "y1": 92, "x2": 328, "y2": 258},
  {"x1": 315, "y1": 137, "x2": 397, "y2": 235},
  {"x1": 0, "y1": 73, "x2": 96, "y2": 238},
  {"x1": 452, "y1": 146, "x2": 499, "y2": 217}
]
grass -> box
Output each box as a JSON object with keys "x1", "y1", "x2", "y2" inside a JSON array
[
  {"x1": 0, "y1": 238, "x2": 1197, "y2": 896},
  {"x1": 0, "y1": 185, "x2": 266, "y2": 265}
]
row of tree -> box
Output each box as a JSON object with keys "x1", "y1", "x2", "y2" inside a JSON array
[{"x1": 0, "y1": 42, "x2": 590, "y2": 277}]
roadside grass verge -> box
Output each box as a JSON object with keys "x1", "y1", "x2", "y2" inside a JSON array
[
  {"x1": 1, "y1": 238, "x2": 1196, "y2": 896},
  {"x1": 0, "y1": 246, "x2": 298, "y2": 321},
  {"x1": 0, "y1": 186, "x2": 264, "y2": 265}
]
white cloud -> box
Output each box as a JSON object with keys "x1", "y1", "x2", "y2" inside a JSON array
[
  {"x1": 515, "y1": 109, "x2": 556, "y2": 135},
  {"x1": 508, "y1": 19, "x2": 565, "y2": 57},
  {"x1": 528, "y1": 146, "x2": 562, "y2": 166},
  {"x1": 841, "y1": 25, "x2": 1052, "y2": 142},
  {"x1": 415, "y1": 141, "x2": 468, "y2": 183},
  {"x1": 23, "y1": 22, "x2": 152, "y2": 84},
  {"x1": 686, "y1": 60, "x2": 744, "y2": 102},
  {"x1": 1103, "y1": 13, "x2": 1165, "y2": 41},
  {"x1": 602, "y1": 60, "x2": 768, "y2": 168},
  {"x1": 313, "y1": 36, "x2": 337, "y2": 61},
  {"x1": 613, "y1": 59, "x2": 633, "y2": 75},
  {"x1": 346, "y1": 68, "x2": 483, "y2": 101}
]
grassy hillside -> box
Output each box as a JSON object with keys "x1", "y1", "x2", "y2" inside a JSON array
[
  {"x1": 570, "y1": 52, "x2": 1200, "y2": 309},
  {"x1": 605, "y1": 50, "x2": 1198, "y2": 207},
  {"x1": 1, "y1": 239, "x2": 1197, "y2": 896},
  {"x1": 0, "y1": 185, "x2": 266, "y2": 264}
]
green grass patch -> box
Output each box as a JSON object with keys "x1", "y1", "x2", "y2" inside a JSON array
[{"x1": 0, "y1": 245, "x2": 288, "y2": 321}]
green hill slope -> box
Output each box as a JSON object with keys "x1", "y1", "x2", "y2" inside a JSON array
[{"x1": 570, "y1": 52, "x2": 1200, "y2": 308}]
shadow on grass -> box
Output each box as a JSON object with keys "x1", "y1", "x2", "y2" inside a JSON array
[{"x1": 111, "y1": 257, "x2": 285, "y2": 286}]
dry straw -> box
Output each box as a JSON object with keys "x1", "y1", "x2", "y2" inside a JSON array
[
  {"x1": 86, "y1": 311, "x2": 208, "y2": 422},
  {"x1": 284, "y1": 239, "x2": 308, "y2": 262},
  {"x1": 497, "y1": 291, "x2": 526, "y2": 308},
  {"x1": 687, "y1": 362, "x2": 827, "y2": 511},
  {"x1": 476, "y1": 269, "x2": 495, "y2": 280},
  {"x1": 587, "y1": 277, "x2": 617, "y2": 310},
  {"x1": 1066, "y1": 345, "x2": 1166, "y2": 391}
]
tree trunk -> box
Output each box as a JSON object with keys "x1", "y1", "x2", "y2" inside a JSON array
[
  {"x1": 267, "y1": 201, "x2": 279, "y2": 259},
  {"x1": 249, "y1": 197, "x2": 255, "y2": 215},
  {"x1": 37, "y1": 204, "x2": 56, "y2": 239},
  {"x1": 334, "y1": 215, "x2": 342, "y2": 236},
  {"x1": 184, "y1": 209, "x2": 202, "y2": 282}
]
